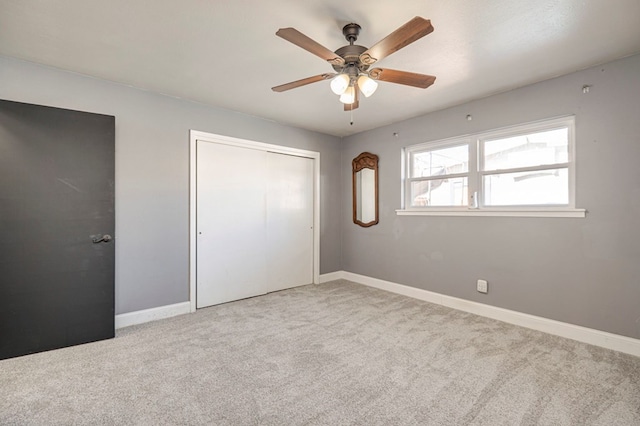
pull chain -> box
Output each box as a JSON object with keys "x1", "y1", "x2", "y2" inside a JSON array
[{"x1": 350, "y1": 104, "x2": 354, "y2": 126}]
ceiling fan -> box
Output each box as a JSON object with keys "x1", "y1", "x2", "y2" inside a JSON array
[{"x1": 272, "y1": 17, "x2": 436, "y2": 112}]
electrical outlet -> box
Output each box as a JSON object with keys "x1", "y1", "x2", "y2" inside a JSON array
[{"x1": 477, "y1": 279, "x2": 488, "y2": 294}]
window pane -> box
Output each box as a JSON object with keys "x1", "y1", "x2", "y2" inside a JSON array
[
  {"x1": 412, "y1": 144, "x2": 468, "y2": 178},
  {"x1": 483, "y1": 168, "x2": 568, "y2": 206},
  {"x1": 483, "y1": 128, "x2": 568, "y2": 171},
  {"x1": 411, "y1": 177, "x2": 468, "y2": 207}
]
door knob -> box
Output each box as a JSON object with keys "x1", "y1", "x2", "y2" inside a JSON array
[{"x1": 92, "y1": 234, "x2": 113, "y2": 243}]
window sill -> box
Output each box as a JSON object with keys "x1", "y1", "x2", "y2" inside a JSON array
[{"x1": 395, "y1": 208, "x2": 586, "y2": 218}]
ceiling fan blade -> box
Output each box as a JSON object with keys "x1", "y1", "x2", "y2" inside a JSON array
[
  {"x1": 276, "y1": 28, "x2": 345, "y2": 66},
  {"x1": 360, "y1": 17, "x2": 434, "y2": 65},
  {"x1": 344, "y1": 100, "x2": 359, "y2": 111},
  {"x1": 271, "y1": 73, "x2": 335, "y2": 92},
  {"x1": 369, "y1": 68, "x2": 436, "y2": 88}
]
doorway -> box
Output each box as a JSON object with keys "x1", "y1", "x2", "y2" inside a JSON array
[{"x1": 189, "y1": 131, "x2": 319, "y2": 311}]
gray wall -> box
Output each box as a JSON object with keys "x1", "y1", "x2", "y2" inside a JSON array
[
  {"x1": 341, "y1": 53, "x2": 640, "y2": 339},
  {"x1": 0, "y1": 55, "x2": 343, "y2": 315},
  {"x1": 3, "y1": 52, "x2": 639, "y2": 340}
]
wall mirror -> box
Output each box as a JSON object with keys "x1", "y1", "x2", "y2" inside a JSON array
[{"x1": 352, "y1": 152, "x2": 379, "y2": 227}]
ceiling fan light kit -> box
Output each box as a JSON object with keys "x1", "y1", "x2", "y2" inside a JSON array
[
  {"x1": 339, "y1": 85, "x2": 356, "y2": 104},
  {"x1": 272, "y1": 16, "x2": 436, "y2": 113},
  {"x1": 330, "y1": 73, "x2": 350, "y2": 95},
  {"x1": 357, "y1": 75, "x2": 378, "y2": 97}
]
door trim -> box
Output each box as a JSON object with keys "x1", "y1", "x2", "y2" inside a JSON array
[{"x1": 188, "y1": 130, "x2": 321, "y2": 313}]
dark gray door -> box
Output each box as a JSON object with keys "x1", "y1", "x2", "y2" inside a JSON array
[{"x1": 0, "y1": 99, "x2": 115, "y2": 360}]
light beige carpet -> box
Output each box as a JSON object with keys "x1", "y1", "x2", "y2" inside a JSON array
[{"x1": 1, "y1": 280, "x2": 639, "y2": 425}]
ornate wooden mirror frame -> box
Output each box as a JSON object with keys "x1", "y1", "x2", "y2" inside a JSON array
[{"x1": 352, "y1": 152, "x2": 379, "y2": 227}]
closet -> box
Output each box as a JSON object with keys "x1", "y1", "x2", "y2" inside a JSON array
[{"x1": 194, "y1": 137, "x2": 316, "y2": 308}]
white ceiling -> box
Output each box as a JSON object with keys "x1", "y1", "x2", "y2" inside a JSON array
[{"x1": 1, "y1": 0, "x2": 640, "y2": 137}]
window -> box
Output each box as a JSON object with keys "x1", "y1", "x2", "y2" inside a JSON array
[
  {"x1": 400, "y1": 116, "x2": 585, "y2": 217},
  {"x1": 408, "y1": 139, "x2": 469, "y2": 207}
]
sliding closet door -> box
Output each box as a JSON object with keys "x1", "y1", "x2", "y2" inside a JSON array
[
  {"x1": 195, "y1": 139, "x2": 315, "y2": 308},
  {"x1": 266, "y1": 153, "x2": 314, "y2": 292},
  {"x1": 196, "y1": 141, "x2": 268, "y2": 308}
]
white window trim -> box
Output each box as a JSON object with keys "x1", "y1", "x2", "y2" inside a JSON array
[
  {"x1": 398, "y1": 116, "x2": 586, "y2": 218},
  {"x1": 396, "y1": 208, "x2": 586, "y2": 218}
]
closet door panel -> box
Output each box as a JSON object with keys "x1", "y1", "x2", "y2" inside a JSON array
[
  {"x1": 196, "y1": 141, "x2": 267, "y2": 308},
  {"x1": 266, "y1": 153, "x2": 314, "y2": 292}
]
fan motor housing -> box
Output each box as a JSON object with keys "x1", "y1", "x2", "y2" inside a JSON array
[{"x1": 332, "y1": 45, "x2": 369, "y2": 73}]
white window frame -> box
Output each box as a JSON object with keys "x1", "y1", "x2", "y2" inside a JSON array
[{"x1": 398, "y1": 116, "x2": 586, "y2": 218}]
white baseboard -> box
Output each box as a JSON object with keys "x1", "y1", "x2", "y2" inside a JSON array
[
  {"x1": 318, "y1": 271, "x2": 345, "y2": 283},
  {"x1": 113, "y1": 273, "x2": 640, "y2": 357},
  {"x1": 115, "y1": 301, "x2": 191, "y2": 329},
  {"x1": 330, "y1": 271, "x2": 640, "y2": 358}
]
